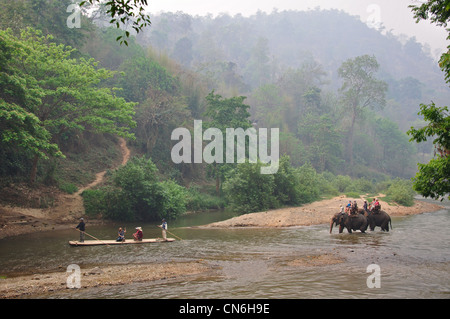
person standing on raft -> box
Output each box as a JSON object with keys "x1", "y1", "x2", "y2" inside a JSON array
[
  {"x1": 75, "y1": 218, "x2": 85, "y2": 243},
  {"x1": 158, "y1": 219, "x2": 167, "y2": 241}
]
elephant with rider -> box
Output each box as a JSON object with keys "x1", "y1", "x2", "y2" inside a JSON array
[
  {"x1": 365, "y1": 210, "x2": 392, "y2": 232},
  {"x1": 330, "y1": 207, "x2": 392, "y2": 233},
  {"x1": 330, "y1": 211, "x2": 368, "y2": 234}
]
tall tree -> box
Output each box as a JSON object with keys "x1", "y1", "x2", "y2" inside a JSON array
[
  {"x1": 203, "y1": 91, "x2": 252, "y2": 194},
  {"x1": 338, "y1": 54, "x2": 388, "y2": 172},
  {"x1": 408, "y1": 0, "x2": 450, "y2": 200},
  {"x1": 408, "y1": 103, "x2": 450, "y2": 200},
  {"x1": 0, "y1": 28, "x2": 136, "y2": 183}
]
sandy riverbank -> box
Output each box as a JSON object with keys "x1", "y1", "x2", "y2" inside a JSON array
[
  {"x1": 0, "y1": 195, "x2": 444, "y2": 298},
  {"x1": 0, "y1": 261, "x2": 211, "y2": 299},
  {"x1": 201, "y1": 195, "x2": 445, "y2": 228}
]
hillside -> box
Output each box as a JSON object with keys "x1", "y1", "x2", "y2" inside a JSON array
[
  {"x1": 137, "y1": 9, "x2": 450, "y2": 127},
  {"x1": 1, "y1": 1, "x2": 447, "y2": 226}
]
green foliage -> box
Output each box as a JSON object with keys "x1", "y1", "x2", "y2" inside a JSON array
[
  {"x1": 223, "y1": 156, "x2": 321, "y2": 213},
  {"x1": 82, "y1": 156, "x2": 188, "y2": 221},
  {"x1": 408, "y1": 2, "x2": 450, "y2": 200},
  {"x1": 186, "y1": 187, "x2": 226, "y2": 211},
  {"x1": 386, "y1": 179, "x2": 416, "y2": 206},
  {"x1": 117, "y1": 56, "x2": 180, "y2": 102},
  {"x1": 338, "y1": 54, "x2": 388, "y2": 170},
  {"x1": 0, "y1": 27, "x2": 136, "y2": 182},
  {"x1": 59, "y1": 182, "x2": 78, "y2": 194},
  {"x1": 80, "y1": 0, "x2": 151, "y2": 45},
  {"x1": 82, "y1": 189, "x2": 108, "y2": 218},
  {"x1": 408, "y1": 103, "x2": 450, "y2": 200},
  {"x1": 203, "y1": 91, "x2": 253, "y2": 194},
  {"x1": 410, "y1": 0, "x2": 450, "y2": 83},
  {"x1": 223, "y1": 161, "x2": 278, "y2": 213},
  {"x1": 157, "y1": 180, "x2": 188, "y2": 220},
  {"x1": 412, "y1": 156, "x2": 450, "y2": 201}
]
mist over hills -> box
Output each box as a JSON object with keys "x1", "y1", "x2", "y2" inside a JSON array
[{"x1": 137, "y1": 9, "x2": 449, "y2": 113}]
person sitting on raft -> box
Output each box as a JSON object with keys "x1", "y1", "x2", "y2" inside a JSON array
[
  {"x1": 116, "y1": 227, "x2": 126, "y2": 242},
  {"x1": 133, "y1": 227, "x2": 143, "y2": 241}
]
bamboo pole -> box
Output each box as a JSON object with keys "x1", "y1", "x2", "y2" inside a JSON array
[
  {"x1": 75, "y1": 228, "x2": 111, "y2": 246},
  {"x1": 158, "y1": 225, "x2": 182, "y2": 241}
]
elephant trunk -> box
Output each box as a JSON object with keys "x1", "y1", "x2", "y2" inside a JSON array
[{"x1": 329, "y1": 220, "x2": 334, "y2": 233}]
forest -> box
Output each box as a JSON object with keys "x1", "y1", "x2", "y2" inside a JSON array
[{"x1": 1, "y1": 0, "x2": 448, "y2": 221}]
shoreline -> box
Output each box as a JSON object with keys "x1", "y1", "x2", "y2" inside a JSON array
[
  {"x1": 199, "y1": 195, "x2": 445, "y2": 228},
  {"x1": 0, "y1": 195, "x2": 445, "y2": 298},
  {"x1": 0, "y1": 261, "x2": 211, "y2": 299}
]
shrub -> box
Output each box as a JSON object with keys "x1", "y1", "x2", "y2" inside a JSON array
[
  {"x1": 295, "y1": 162, "x2": 321, "y2": 204},
  {"x1": 82, "y1": 156, "x2": 189, "y2": 221},
  {"x1": 333, "y1": 175, "x2": 353, "y2": 193},
  {"x1": 186, "y1": 186, "x2": 226, "y2": 211},
  {"x1": 386, "y1": 179, "x2": 415, "y2": 206},
  {"x1": 223, "y1": 157, "x2": 321, "y2": 214},
  {"x1": 223, "y1": 161, "x2": 278, "y2": 213},
  {"x1": 59, "y1": 182, "x2": 78, "y2": 194},
  {"x1": 157, "y1": 180, "x2": 188, "y2": 220},
  {"x1": 82, "y1": 189, "x2": 107, "y2": 218}
]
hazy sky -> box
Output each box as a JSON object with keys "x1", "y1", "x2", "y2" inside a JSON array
[{"x1": 147, "y1": 0, "x2": 448, "y2": 60}]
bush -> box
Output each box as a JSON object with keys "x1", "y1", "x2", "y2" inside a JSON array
[
  {"x1": 186, "y1": 186, "x2": 226, "y2": 211},
  {"x1": 82, "y1": 189, "x2": 107, "y2": 218},
  {"x1": 157, "y1": 180, "x2": 188, "y2": 220},
  {"x1": 295, "y1": 162, "x2": 321, "y2": 204},
  {"x1": 223, "y1": 161, "x2": 278, "y2": 213},
  {"x1": 333, "y1": 175, "x2": 352, "y2": 193},
  {"x1": 386, "y1": 179, "x2": 415, "y2": 206},
  {"x1": 59, "y1": 182, "x2": 78, "y2": 194},
  {"x1": 82, "y1": 156, "x2": 189, "y2": 221},
  {"x1": 223, "y1": 156, "x2": 321, "y2": 214}
]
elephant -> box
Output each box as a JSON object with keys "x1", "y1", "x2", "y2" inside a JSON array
[
  {"x1": 365, "y1": 210, "x2": 392, "y2": 232},
  {"x1": 330, "y1": 212, "x2": 368, "y2": 234}
]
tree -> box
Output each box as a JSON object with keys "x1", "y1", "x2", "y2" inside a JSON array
[
  {"x1": 79, "y1": 0, "x2": 151, "y2": 45},
  {"x1": 409, "y1": 0, "x2": 450, "y2": 83},
  {"x1": 408, "y1": 103, "x2": 450, "y2": 200},
  {"x1": 203, "y1": 91, "x2": 252, "y2": 195},
  {"x1": 407, "y1": 1, "x2": 450, "y2": 200},
  {"x1": 0, "y1": 28, "x2": 136, "y2": 183},
  {"x1": 0, "y1": 28, "x2": 64, "y2": 180},
  {"x1": 337, "y1": 55, "x2": 388, "y2": 172}
]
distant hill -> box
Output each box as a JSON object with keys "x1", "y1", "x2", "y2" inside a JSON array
[{"x1": 137, "y1": 9, "x2": 449, "y2": 110}]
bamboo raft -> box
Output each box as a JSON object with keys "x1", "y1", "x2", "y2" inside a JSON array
[{"x1": 69, "y1": 238, "x2": 175, "y2": 246}]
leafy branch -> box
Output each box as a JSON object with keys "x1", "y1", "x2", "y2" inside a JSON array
[{"x1": 79, "y1": 0, "x2": 151, "y2": 45}]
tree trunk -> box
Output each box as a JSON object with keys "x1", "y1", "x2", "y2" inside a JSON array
[
  {"x1": 348, "y1": 110, "x2": 356, "y2": 176},
  {"x1": 30, "y1": 154, "x2": 39, "y2": 184}
]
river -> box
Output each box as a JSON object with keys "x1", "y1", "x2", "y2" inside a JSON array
[{"x1": 0, "y1": 198, "x2": 449, "y2": 299}]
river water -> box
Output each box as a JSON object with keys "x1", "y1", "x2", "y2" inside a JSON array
[{"x1": 0, "y1": 198, "x2": 449, "y2": 299}]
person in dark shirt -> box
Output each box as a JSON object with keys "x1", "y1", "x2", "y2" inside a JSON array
[{"x1": 75, "y1": 218, "x2": 85, "y2": 242}]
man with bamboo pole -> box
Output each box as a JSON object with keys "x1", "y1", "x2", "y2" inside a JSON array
[
  {"x1": 75, "y1": 218, "x2": 85, "y2": 243},
  {"x1": 159, "y1": 219, "x2": 167, "y2": 241}
]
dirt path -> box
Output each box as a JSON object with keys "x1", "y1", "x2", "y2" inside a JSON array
[{"x1": 0, "y1": 138, "x2": 131, "y2": 238}]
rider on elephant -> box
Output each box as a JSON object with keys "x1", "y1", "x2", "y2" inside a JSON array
[
  {"x1": 373, "y1": 198, "x2": 381, "y2": 214},
  {"x1": 350, "y1": 200, "x2": 358, "y2": 216},
  {"x1": 363, "y1": 200, "x2": 370, "y2": 215}
]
